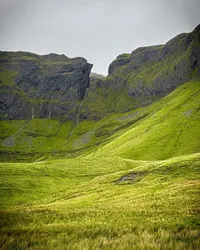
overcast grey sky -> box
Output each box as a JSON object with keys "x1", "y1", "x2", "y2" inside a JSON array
[{"x1": 0, "y1": 0, "x2": 199, "y2": 75}]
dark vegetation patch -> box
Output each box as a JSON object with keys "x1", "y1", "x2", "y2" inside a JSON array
[
  {"x1": 0, "y1": 151, "x2": 43, "y2": 162},
  {"x1": 114, "y1": 171, "x2": 147, "y2": 184}
]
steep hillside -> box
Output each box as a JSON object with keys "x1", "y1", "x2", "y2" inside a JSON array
[{"x1": 93, "y1": 80, "x2": 200, "y2": 160}]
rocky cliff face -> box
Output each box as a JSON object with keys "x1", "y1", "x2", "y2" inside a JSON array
[
  {"x1": 79, "y1": 25, "x2": 200, "y2": 120},
  {"x1": 0, "y1": 25, "x2": 200, "y2": 122},
  {"x1": 0, "y1": 52, "x2": 92, "y2": 120}
]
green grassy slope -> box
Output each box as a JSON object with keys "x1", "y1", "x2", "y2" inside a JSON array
[
  {"x1": 93, "y1": 80, "x2": 200, "y2": 160},
  {"x1": 1, "y1": 80, "x2": 199, "y2": 162},
  {"x1": 0, "y1": 153, "x2": 200, "y2": 249}
]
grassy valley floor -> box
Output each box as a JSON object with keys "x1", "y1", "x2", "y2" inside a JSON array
[{"x1": 0, "y1": 153, "x2": 200, "y2": 249}]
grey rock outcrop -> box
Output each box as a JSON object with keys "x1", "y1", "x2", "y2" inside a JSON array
[
  {"x1": 108, "y1": 53, "x2": 131, "y2": 75},
  {"x1": 0, "y1": 52, "x2": 92, "y2": 120}
]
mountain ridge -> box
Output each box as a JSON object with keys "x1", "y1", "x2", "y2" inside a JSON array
[
  {"x1": 80, "y1": 25, "x2": 200, "y2": 119},
  {"x1": 0, "y1": 25, "x2": 200, "y2": 122}
]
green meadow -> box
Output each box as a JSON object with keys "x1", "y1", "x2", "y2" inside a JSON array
[{"x1": 0, "y1": 80, "x2": 200, "y2": 249}]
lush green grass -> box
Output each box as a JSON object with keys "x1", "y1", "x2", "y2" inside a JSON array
[
  {"x1": 0, "y1": 153, "x2": 200, "y2": 249},
  {"x1": 93, "y1": 80, "x2": 200, "y2": 160},
  {"x1": 0, "y1": 79, "x2": 200, "y2": 249}
]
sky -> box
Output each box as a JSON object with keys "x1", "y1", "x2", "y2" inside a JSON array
[{"x1": 0, "y1": 0, "x2": 199, "y2": 75}]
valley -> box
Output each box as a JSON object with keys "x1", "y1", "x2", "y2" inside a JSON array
[{"x1": 0, "y1": 25, "x2": 200, "y2": 249}]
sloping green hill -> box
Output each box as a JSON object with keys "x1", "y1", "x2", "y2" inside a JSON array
[{"x1": 93, "y1": 80, "x2": 200, "y2": 160}]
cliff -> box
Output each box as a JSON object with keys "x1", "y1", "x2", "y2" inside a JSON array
[
  {"x1": 0, "y1": 52, "x2": 92, "y2": 121},
  {"x1": 79, "y1": 25, "x2": 200, "y2": 120}
]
